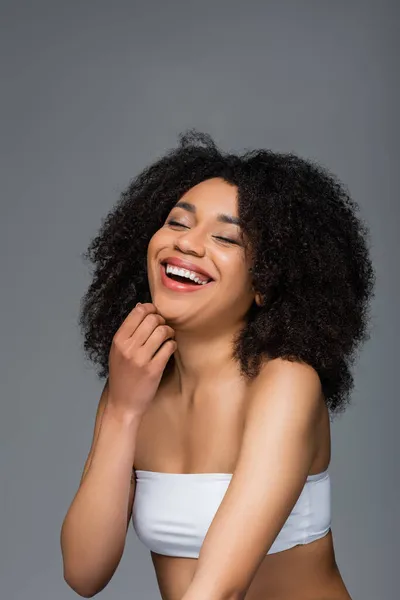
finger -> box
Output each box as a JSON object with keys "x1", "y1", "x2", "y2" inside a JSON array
[
  {"x1": 141, "y1": 324, "x2": 176, "y2": 361},
  {"x1": 150, "y1": 338, "x2": 177, "y2": 371},
  {"x1": 114, "y1": 303, "x2": 161, "y2": 342},
  {"x1": 127, "y1": 312, "x2": 166, "y2": 347}
]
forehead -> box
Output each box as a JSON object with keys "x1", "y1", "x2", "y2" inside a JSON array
[{"x1": 176, "y1": 178, "x2": 239, "y2": 216}]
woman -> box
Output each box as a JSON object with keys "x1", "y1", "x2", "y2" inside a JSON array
[{"x1": 60, "y1": 130, "x2": 375, "y2": 599}]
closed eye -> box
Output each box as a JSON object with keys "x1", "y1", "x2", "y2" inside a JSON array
[
  {"x1": 215, "y1": 236, "x2": 238, "y2": 244},
  {"x1": 166, "y1": 220, "x2": 238, "y2": 245}
]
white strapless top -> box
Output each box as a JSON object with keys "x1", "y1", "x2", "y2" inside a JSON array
[{"x1": 131, "y1": 468, "x2": 331, "y2": 558}]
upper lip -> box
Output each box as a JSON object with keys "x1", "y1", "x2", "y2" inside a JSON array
[{"x1": 161, "y1": 256, "x2": 215, "y2": 281}]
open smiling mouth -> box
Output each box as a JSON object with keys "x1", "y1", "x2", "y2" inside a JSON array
[{"x1": 159, "y1": 263, "x2": 215, "y2": 292}]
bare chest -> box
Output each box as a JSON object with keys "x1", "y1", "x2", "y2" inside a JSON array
[{"x1": 133, "y1": 383, "x2": 249, "y2": 474}]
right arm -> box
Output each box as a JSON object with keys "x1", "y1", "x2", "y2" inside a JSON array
[
  {"x1": 60, "y1": 303, "x2": 177, "y2": 598},
  {"x1": 60, "y1": 379, "x2": 141, "y2": 597}
]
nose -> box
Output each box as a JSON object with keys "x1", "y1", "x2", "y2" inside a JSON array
[{"x1": 174, "y1": 227, "x2": 207, "y2": 257}]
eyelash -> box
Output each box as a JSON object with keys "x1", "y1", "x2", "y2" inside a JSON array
[{"x1": 166, "y1": 220, "x2": 238, "y2": 245}]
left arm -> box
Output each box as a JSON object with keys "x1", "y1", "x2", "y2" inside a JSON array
[{"x1": 181, "y1": 358, "x2": 323, "y2": 600}]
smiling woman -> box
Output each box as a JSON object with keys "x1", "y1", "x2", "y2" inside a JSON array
[{"x1": 60, "y1": 130, "x2": 375, "y2": 600}]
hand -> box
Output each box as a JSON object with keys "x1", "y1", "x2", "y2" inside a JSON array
[{"x1": 107, "y1": 302, "x2": 176, "y2": 419}]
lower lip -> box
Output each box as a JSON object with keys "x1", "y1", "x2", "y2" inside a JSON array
[{"x1": 160, "y1": 264, "x2": 214, "y2": 293}]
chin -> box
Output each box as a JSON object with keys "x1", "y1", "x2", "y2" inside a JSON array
[{"x1": 150, "y1": 295, "x2": 179, "y2": 316}]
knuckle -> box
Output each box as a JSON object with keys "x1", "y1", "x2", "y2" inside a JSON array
[
  {"x1": 132, "y1": 352, "x2": 144, "y2": 368},
  {"x1": 147, "y1": 313, "x2": 162, "y2": 327},
  {"x1": 112, "y1": 333, "x2": 123, "y2": 349},
  {"x1": 120, "y1": 344, "x2": 131, "y2": 359}
]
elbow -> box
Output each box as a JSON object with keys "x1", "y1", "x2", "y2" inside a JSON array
[
  {"x1": 63, "y1": 570, "x2": 103, "y2": 598},
  {"x1": 63, "y1": 565, "x2": 108, "y2": 598},
  {"x1": 60, "y1": 530, "x2": 116, "y2": 597}
]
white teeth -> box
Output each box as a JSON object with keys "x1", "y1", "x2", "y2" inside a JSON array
[{"x1": 165, "y1": 263, "x2": 210, "y2": 285}]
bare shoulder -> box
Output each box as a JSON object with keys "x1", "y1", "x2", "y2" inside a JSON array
[
  {"x1": 247, "y1": 357, "x2": 323, "y2": 403},
  {"x1": 260, "y1": 356, "x2": 320, "y2": 377},
  {"x1": 246, "y1": 358, "x2": 330, "y2": 472},
  {"x1": 244, "y1": 357, "x2": 326, "y2": 445}
]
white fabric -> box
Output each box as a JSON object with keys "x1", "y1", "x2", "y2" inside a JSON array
[{"x1": 132, "y1": 469, "x2": 331, "y2": 558}]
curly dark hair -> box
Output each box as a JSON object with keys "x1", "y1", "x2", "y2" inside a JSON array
[{"x1": 79, "y1": 130, "x2": 375, "y2": 416}]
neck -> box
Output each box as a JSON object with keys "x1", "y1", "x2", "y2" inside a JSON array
[{"x1": 163, "y1": 325, "x2": 245, "y2": 405}]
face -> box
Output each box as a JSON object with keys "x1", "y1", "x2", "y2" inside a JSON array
[{"x1": 146, "y1": 177, "x2": 256, "y2": 330}]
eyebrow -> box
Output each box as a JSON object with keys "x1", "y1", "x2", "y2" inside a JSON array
[{"x1": 173, "y1": 201, "x2": 241, "y2": 226}]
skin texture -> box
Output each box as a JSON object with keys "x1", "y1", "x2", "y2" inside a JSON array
[
  {"x1": 146, "y1": 177, "x2": 263, "y2": 403},
  {"x1": 130, "y1": 178, "x2": 352, "y2": 599},
  {"x1": 74, "y1": 131, "x2": 375, "y2": 598}
]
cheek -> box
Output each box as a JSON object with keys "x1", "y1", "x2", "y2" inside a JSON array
[
  {"x1": 147, "y1": 235, "x2": 156, "y2": 256},
  {"x1": 218, "y1": 254, "x2": 248, "y2": 287},
  {"x1": 146, "y1": 233, "x2": 162, "y2": 275},
  {"x1": 147, "y1": 229, "x2": 169, "y2": 255}
]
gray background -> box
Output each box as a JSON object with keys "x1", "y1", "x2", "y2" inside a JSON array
[{"x1": 1, "y1": 1, "x2": 398, "y2": 599}]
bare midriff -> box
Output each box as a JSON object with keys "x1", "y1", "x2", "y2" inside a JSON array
[{"x1": 150, "y1": 532, "x2": 352, "y2": 600}]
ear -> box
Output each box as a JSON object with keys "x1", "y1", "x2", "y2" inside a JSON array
[
  {"x1": 254, "y1": 291, "x2": 264, "y2": 307},
  {"x1": 249, "y1": 268, "x2": 264, "y2": 307}
]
